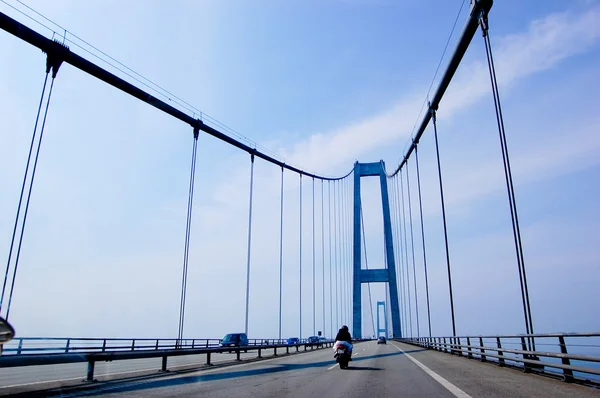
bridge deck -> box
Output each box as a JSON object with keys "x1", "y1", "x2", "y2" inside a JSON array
[{"x1": 5, "y1": 340, "x2": 597, "y2": 397}]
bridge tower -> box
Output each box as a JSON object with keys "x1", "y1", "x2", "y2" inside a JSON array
[
  {"x1": 353, "y1": 161, "x2": 402, "y2": 339},
  {"x1": 376, "y1": 301, "x2": 388, "y2": 338}
]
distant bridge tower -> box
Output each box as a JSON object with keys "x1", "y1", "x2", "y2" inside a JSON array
[
  {"x1": 353, "y1": 161, "x2": 402, "y2": 339},
  {"x1": 376, "y1": 301, "x2": 388, "y2": 338}
]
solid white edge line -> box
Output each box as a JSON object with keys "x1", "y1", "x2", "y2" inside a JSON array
[{"x1": 391, "y1": 343, "x2": 472, "y2": 398}]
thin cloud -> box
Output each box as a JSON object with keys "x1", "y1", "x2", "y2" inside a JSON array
[{"x1": 279, "y1": 5, "x2": 600, "y2": 177}]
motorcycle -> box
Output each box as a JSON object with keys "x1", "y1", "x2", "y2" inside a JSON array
[{"x1": 334, "y1": 342, "x2": 352, "y2": 369}]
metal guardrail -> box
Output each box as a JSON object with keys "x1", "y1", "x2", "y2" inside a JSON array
[
  {"x1": 0, "y1": 337, "x2": 325, "y2": 355},
  {"x1": 399, "y1": 333, "x2": 600, "y2": 384},
  {"x1": 0, "y1": 339, "x2": 334, "y2": 382}
]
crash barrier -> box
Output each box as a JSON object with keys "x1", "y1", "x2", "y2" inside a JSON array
[
  {"x1": 0, "y1": 338, "x2": 333, "y2": 381},
  {"x1": 0, "y1": 337, "x2": 323, "y2": 355},
  {"x1": 398, "y1": 333, "x2": 600, "y2": 385}
]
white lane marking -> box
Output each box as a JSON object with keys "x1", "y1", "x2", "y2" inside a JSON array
[
  {"x1": 391, "y1": 343, "x2": 472, "y2": 398},
  {"x1": 327, "y1": 364, "x2": 338, "y2": 370}
]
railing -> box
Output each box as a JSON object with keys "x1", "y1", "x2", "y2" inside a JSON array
[
  {"x1": 399, "y1": 333, "x2": 600, "y2": 385},
  {"x1": 0, "y1": 337, "x2": 325, "y2": 355},
  {"x1": 0, "y1": 338, "x2": 335, "y2": 382}
]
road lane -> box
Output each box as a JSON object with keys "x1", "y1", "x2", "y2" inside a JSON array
[
  {"x1": 34, "y1": 341, "x2": 454, "y2": 397},
  {"x1": 0, "y1": 346, "x2": 320, "y2": 390},
  {"x1": 5, "y1": 340, "x2": 599, "y2": 397}
]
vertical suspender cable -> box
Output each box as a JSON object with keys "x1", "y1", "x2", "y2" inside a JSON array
[
  {"x1": 328, "y1": 181, "x2": 333, "y2": 338},
  {"x1": 244, "y1": 153, "x2": 255, "y2": 336},
  {"x1": 337, "y1": 181, "x2": 342, "y2": 326},
  {"x1": 389, "y1": 175, "x2": 401, "y2": 333},
  {"x1": 347, "y1": 178, "x2": 352, "y2": 326},
  {"x1": 178, "y1": 128, "x2": 200, "y2": 344},
  {"x1": 4, "y1": 69, "x2": 60, "y2": 320},
  {"x1": 322, "y1": 180, "x2": 326, "y2": 335},
  {"x1": 299, "y1": 174, "x2": 303, "y2": 339},
  {"x1": 431, "y1": 105, "x2": 457, "y2": 337},
  {"x1": 340, "y1": 179, "x2": 345, "y2": 325},
  {"x1": 312, "y1": 177, "x2": 316, "y2": 336},
  {"x1": 393, "y1": 176, "x2": 405, "y2": 336},
  {"x1": 400, "y1": 169, "x2": 413, "y2": 338},
  {"x1": 415, "y1": 145, "x2": 432, "y2": 337},
  {"x1": 1, "y1": 70, "x2": 50, "y2": 317},
  {"x1": 480, "y1": 13, "x2": 534, "y2": 348},
  {"x1": 278, "y1": 167, "x2": 284, "y2": 340},
  {"x1": 333, "y1": 182, "x2": 339, "y2": 328},
  {"x1": 345, "y1": 178, "x2": 349, "y2": 326},
  {"x1": 406, "y1": 163, "x2": 420, "y2": 337}
]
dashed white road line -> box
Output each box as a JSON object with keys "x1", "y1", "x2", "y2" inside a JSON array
[{"x1": 391, "y1": 343, "x2": 472, "y2": 398}]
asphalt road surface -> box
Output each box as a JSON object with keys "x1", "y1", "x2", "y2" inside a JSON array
[{"x1": 7, "y1": 340, "x2": 598, "y2": 397}]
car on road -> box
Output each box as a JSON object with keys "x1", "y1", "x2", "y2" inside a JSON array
[
  {"x1": 287, "y1": 337, "x2": 300, "y2": 345},
  {"x1": 219, "y1": 333, "x2": 249, "y2": 347},
  {"x1": 377, "y1": 336, "x2": 387, "y2": 344},
  {"x1": 307, "y1": 336, "x2": 320, "y2": 346}
]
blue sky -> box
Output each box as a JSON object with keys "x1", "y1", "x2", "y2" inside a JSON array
[{"x1": 0, "y1": 0, "x2": 599, "y2": 340}]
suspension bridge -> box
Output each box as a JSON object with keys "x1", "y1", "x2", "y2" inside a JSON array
[{"x1": 0, "y1": 0, "x2": 599, "y2": 396}]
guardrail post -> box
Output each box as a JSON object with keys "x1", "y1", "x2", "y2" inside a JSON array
[
  {"x1": 456, "y1": 337, "x2": 462, "y2": 356},
  {"x1": 286, "y1": 346, "x2": 289, "y2": 354},
  {"x1": 258, "y1": 348, "x2": 262, "y2": 358},
  {"x1": 497, "y1": 337, "x2": 505, "y2": 367},
  {"x1": 467, "y1": 337, "x2": 473, "y2": 359},
  {"x1": 131, "y1": 340, "x2": 135, "y2": 351},
  {"x1": 155, "y1": 339, "x2": 159, "y2": 350},
  {"x1": 558, "y1": 336, "x2": 574, "y2": 382},
  {"x1": 274, "y1": 347, "x2": 278, "y2": 356},
  {"x1": 17, "y1": 339, "x2": 23, "y2": 355},
  {"x1": 102, "y1": 339, "x2": 106, "y2": 352},
  {"x1": 205, "y1": 352, "x2": 212, "y2": 365},
  {"x1": 521, "y1": 337, "x2": 531, "y2": 373},
  {"x1": 161, "y1": 356, "x2": 168, "y2": 372},
  {"x1": 65, "y1": 339, "x2": 71, "y2": 353},
  {"x1": 479, "y1": 337, "x2": 486, "y2": 362},
  {"x1": 192, "y1": 339, "x2": 195, "y2": 349},
  {"x1": 443, "y1": 337, "x2": 448, "y2": 353},
  {"x1": 206, "y1": 340, "x2": 209, "y2": 348},
  {"x1": 236, "y1": 349, "x2": 241, "y2": 361},
  {"x1": 87, "y1": 360, "x2": 95, "y2": 382},
  {"x1": 521, "y1": 336, "x2": 542, "y2": 372}
]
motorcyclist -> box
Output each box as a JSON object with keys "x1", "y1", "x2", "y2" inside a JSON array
[{"x1": 334, "y1": 325, "x2": 353, "y2": 358}]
